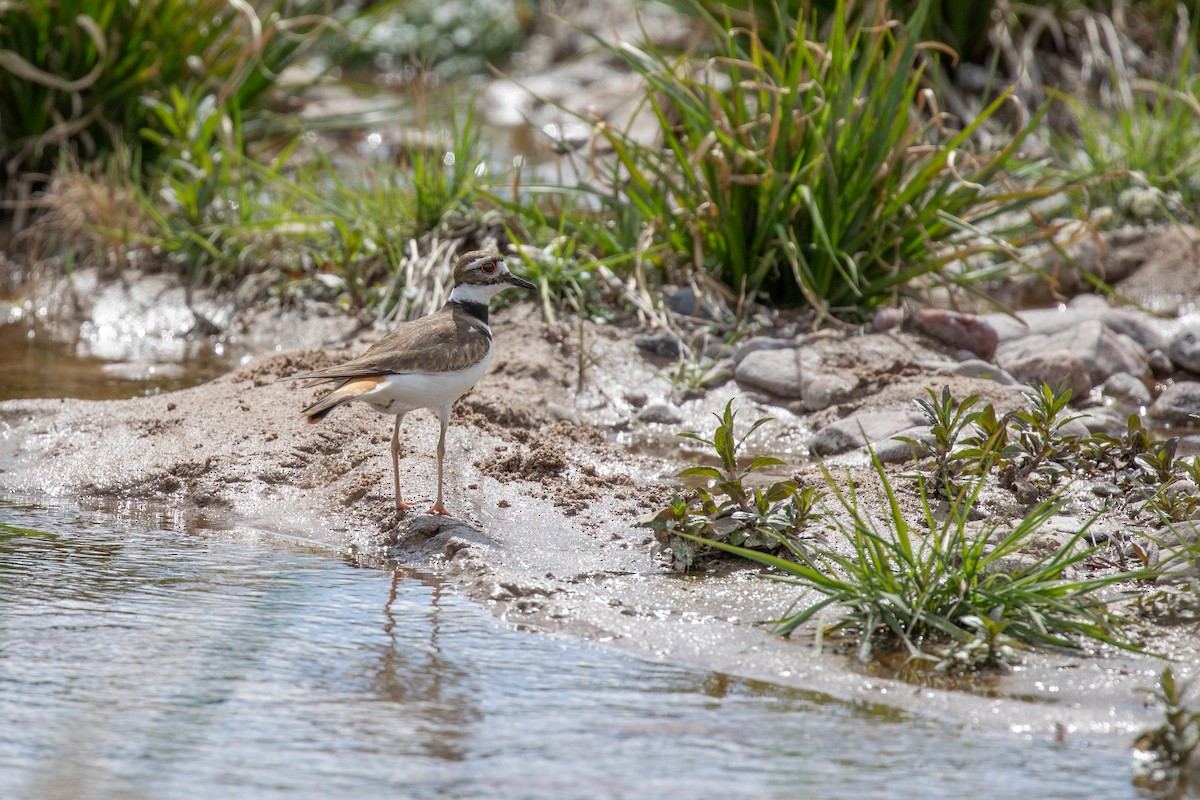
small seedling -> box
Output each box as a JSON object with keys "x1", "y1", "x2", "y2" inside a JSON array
[
  {"x1": 896, "y1": 386, "x2": 989, "y2": 495},
  {"x1": 1002, "y1": 378, "x2": 1085, "y2": 493},
  {"x1": 1134, "y1": 667, "x2": 1200, "y2": 792},
  {"x1": 638, "y1": 400, "x2": 821, "y2": 573}
]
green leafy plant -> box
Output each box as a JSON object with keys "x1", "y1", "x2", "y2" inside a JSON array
[
  {"x1": 895, "y1": 386, "x2": 991, "y2": 496},
  {"x1": 678, "y1": 446, "x2": 1151, "y2": 665},
  {"x1": 0, "y1": 0, "x2": 333, "y2": 195},
  {"x1": 565, "y1": 0, "x2": 1051, "y2": 314},
  {"x1": 1057, "y1": 55, "x2": 1200, "y2": 222},
  {"x1": 1001, "y1": 379, "x2": 1085, "y2": 493},
  {"x1": 638, "y1": 400, "x2": 822, "y2": 573},
  {"x1": 1134, "y1": 667, "x2": 1200, "y2": 793}
]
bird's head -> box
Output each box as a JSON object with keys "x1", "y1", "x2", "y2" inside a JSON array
[{"x1": 450, "y1": 251, "x2": 536, "y2": 305}]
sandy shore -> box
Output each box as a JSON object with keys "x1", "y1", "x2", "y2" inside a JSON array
[{"x1": 4, "y1": 294, "x2": 1196, "y2": 755}]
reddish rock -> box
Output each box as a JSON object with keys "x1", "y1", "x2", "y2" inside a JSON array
[
  {"x1": 1003, "y1": 350, "x2": 1092, "y2": 398},
  {"x1": 910, "y1": 309, "x2": 998, "y2": 361}
]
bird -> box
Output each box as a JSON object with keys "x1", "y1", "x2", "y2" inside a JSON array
[{"x1": 287, "y1": 250, "x2": 536, "y2": 516}]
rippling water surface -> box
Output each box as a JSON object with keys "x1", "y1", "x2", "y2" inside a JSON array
[{"x1": 0, "y1": 498, "x2": 1140, "y2": 800}]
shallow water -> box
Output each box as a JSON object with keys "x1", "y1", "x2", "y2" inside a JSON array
[
  {"x1": 0, "y1": 322, "x2": 236, "y2": 402},
  {"x1": 0, "y1": 497, "x2": 1144, "y2": 800}
]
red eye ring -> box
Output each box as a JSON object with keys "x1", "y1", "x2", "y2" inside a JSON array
[{"x1": 481, "y1": 261, "x2": 497, "y2": 275}]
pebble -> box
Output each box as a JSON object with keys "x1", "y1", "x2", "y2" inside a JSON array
[
  {"x1": 873, "y1": 426, "x2": 932, "y2": 464},
  {"x1": 1147, "y1": 381, "x2": 1200, "y2": 424},
  {"x1": 798, "y1": 372, "x2": 855, "y2": 412},
  {"x1": 1101, "y1": 372, "x2": 1152, "y2": 407},
  {"x1": 635, "y1": 402, "x2": 684, "y2": 425},
  {"x1": 1168, "y1": 322, "x2": 1200, "y2": 373},
  {"x1": 810, "y1": 411, "x2": 927, "y2": 456},
  {"x1": 1001, "y1": 350, "x2": 1092, "y2": 398},
  {"x1": 633, "y1": 331, "x2": 681, "y2": 359},
  {"x1": 910, "y1": 308, "x2": 998, "y2": 361},
  {"x1": 664, "y1": 286, "x2": 701, "y2": 317},
  {"x1": 730, "y1": 335, "x2": 799, "y2": 367},
  {"x1": 1049, "y1": 319, "x2": 1149, "y2": 384},
  {"x1": 947, "y1": 358, "x2": 1017, "y2": 385},
  {"x1": 1148, "y1": 349, "x2": 1175, "y2": 376},
  {"x1": 984, "y1": 306, "x2": 1169, "y2": 354},
  {"x1": 734, "y1": 348, "x2": 803, "y2": 397}
]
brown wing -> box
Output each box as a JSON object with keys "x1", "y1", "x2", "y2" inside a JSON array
[{"x1": 288, "y1": 308, "x2": 491, "y2": 382}]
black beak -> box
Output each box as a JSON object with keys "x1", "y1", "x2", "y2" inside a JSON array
[{"x1": 505, "y1": 273, "x2": 537, "y2": 291}]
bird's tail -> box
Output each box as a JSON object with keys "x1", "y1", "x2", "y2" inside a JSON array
[{"x1": 301, "y1": 377, "x2": 383, "y2": 423}]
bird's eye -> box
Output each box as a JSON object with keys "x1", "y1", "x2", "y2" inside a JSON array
[{"x1": 480, "y1": 261, "x2": 497, "y2": 275}]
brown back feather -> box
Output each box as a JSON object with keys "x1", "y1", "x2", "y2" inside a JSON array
[{"x1": 289, "y1": 305, "x2": 491, "y2": 383}]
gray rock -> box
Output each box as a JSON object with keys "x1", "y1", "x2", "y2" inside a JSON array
[
  {"x1": 546, "y1": 403, "x2": 583, "y2": 425},
  {"x1": 983, "y1": 306, "x2": 1170, "y2": 354},
  {"x1": 799, "y1": 372, "x2": 855, "y2": 412},
  {"x1": 1159, "y1": 519, "x2": 1200, "y2": 546},
  {"x1": 995, "y1": 333, "x2": 1049, "y2": 365},
  {"x1": 634, "y1": 331, "x2": 681, "y2": 359},
  {"x1": 663, "y1": 286, "x2": 700, "y2": 316},
  {"x1": 875, "y1": 425, "x2": 933, "y2": 464},
  {"x1": 1074, "y1": 406, "x2": 1127, "y2": 435},
  {"x1": 1149, "y1": 349, "x2": 1175, "y2": 376},
  {"x1": 1045, "y1": 320, "x2": 1148, "y2": 384},
  {"x1": 1101, "y1": 372, "x2": 1152, "y2": 407},
  {"x1": 810, "y1": 412, "x2": 927, "y2": 456},
  {"x1": 948, "y1": 358, "x2": 1017, "y2": 385},
  {"x1": 734, "y1": 347, "x2": 803, "y2": 396},
  {"x1": 636, "y1": 402, "x2": 684, "y2": 425},
  {"x1": 730, "y1": 335, "x2": 798, "y2": 367},
  {"x1": 1169, "y1": 323, "x2": 1200, "y2": 373},
  {"x1": 1001, "y1": 349, "x2": 1092, "y2": 398},
  {"x1": 1147, "y1": 381, "x2": 1200, "y2": 424},
  {"x1": 734, "y1": 347, "x2": 859, "y2": 410}
]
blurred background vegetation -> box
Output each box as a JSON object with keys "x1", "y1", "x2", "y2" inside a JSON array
[{"x1": 1, "y1": 0, "x2": 1198, "y2": 321}]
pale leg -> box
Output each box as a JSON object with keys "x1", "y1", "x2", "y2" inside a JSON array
[
  {"x1": 426, "y1": 404, "x2": 452, "y2": 516},
  {"x1": 391, "y1": 413, "x2": 413, "y2": 512}
]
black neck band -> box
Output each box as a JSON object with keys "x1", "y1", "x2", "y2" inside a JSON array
[{"x1": 454, "y1": 299, "x2": 489, "y2": 324}]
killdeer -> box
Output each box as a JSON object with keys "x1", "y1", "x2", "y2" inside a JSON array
[{"x1": 288, "y1": 250, "x2": 536, "y2": 515}]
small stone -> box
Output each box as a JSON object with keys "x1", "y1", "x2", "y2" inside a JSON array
[
  {"x1": 636, "y1": 402, "x2": 684, "y2": 425},
  {"x1": 1148, "y1": 349, "x2": 1175, "y2": 376},
  {"x1": 546, "y1": 403, "x2": 582, "y2": 425},
  {"x1": 1168, "y1": 324, "x2": 1200, "y2": 373},
  {"x1": 910, "y1": 308, "x2": 998, "y2": 361},
  {"x1": 734, "y1": 347, "x2": 803, "y2": 397},
  {"x1": 1092, "y1": 482, "x2": 1122, "y2": 498},
  {"x1": 730, "y1": 335, "x2": 799, "y2": 367},
  {"x1": 663, "y1": 286, "x2": 700, "y2": 316},
  {"x1": 1148, "y1": 381, "x2": 1200, "y2": 424},
  {"x1": 810, "y1": 412, "x2": 927, "y2": 456},
  {"x1": 624, "y1": 389, "x2": 648, "y2": 408},
  {"x1": 1074, "y1": 406, "x2": 1126, "y2": 435},
  {"x1": 949, "y1": 359, "x2": 1017, "y2": 385},
  {"x1": 875, "y1": 426, "x2": 932, "y2": 463},
  {"x1": 1101, "y1": 372, "x2": 1152, "y2": 407},
  {"x1": 797, "y1": 372, "x2": 855, "y2": 412},
  {"x1": 634, "y1": 331, "x2": 681, "y2": 358},
  {"x1": 1044, "y1": 320, "x2": 1148, "y2": 385},
  {"x1": 1002, "y1": 349, "x2": 1092, "y2": 398},
  {"x1": 872, "y1": 307, "x2": 902, "y2": 331}
]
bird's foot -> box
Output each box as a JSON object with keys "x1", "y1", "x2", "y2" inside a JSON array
[
  {"x1": 396, "y1": 500, "x2": 415, "y2": 515},
  {"x1": 424, "y1": 503, "x2": 451, "y2": 517}
]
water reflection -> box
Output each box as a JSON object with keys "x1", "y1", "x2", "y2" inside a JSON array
[
  {"x1": 0, "y1": 322, "x2": 236, "y2": 402},
  {"x1": 0, "y1": 497, "x2": 1144, "y2": 800}
]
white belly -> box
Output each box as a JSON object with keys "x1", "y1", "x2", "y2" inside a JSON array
[{"x1": 361, "y1": 352, "x2": 492, "y2": 415}]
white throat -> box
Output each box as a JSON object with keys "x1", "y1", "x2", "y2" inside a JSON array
[{"x1": 449, "y1": 282, "x2": 504, "y2": 306}]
